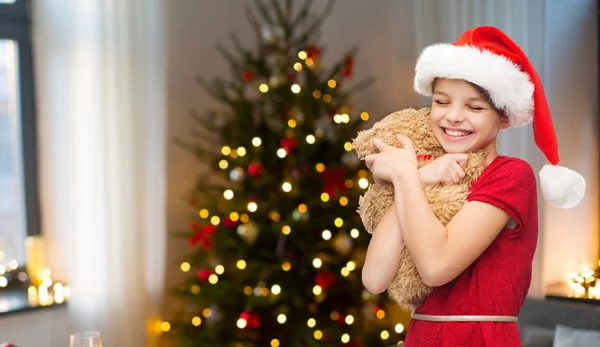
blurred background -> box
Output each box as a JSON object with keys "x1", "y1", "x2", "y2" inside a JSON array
[{"x1": 0, "y1": 0, "x2": 597, "y2": 346}]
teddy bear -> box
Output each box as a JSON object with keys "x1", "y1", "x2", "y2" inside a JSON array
[{"x1": 351, "y1": 107, "x2": 487, "y2": 311}]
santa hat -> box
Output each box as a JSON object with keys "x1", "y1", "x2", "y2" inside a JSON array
[{"x1": 414, "y1": 26, "x2": 585, "y2": 209}]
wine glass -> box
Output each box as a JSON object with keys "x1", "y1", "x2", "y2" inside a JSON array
[{"x1": 69, "y1": 331, "x2": 103, "y2": 347}]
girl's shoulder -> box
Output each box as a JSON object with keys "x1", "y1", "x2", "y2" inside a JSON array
[{"x1": 471, "y1": 155, "x2": 537, "y2": 193}]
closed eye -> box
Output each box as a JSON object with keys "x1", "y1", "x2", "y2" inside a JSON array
[
  {"x1": 434, "y1": 100, "x2": 449, "y2": 105},
  {"x1": 468, "y1": 105, "x2": 485, "y2": 111}
]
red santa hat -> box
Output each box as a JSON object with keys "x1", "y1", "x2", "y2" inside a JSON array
[{"x1": 413, "y1": 26, "x2": 585, "y2": 209}]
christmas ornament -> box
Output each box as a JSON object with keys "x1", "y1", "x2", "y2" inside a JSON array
[
  {"x1": 268, "y1": 74, "x2": 286, "y2": 88},
  {"x1": 248, "y1": 162, "x2": 264, "y2": 178},
  {"x1": 333, "y1": 231, "x2": 353, "y2": 255},
  {"x1": 292, "y1": 209, "x2": 309, "y2": 222},
  {"x1": 315, "y1": 271, "x2": 335, "y2": 289},
  {"x1": 320, "y1": 166, "x2": 347, "y2": 196},
  {"x1": 189, "y1": 223, "x2": 216, "y2": 249},
  {"x1": 197, "y1": 269, "x2": 215, "y2": 281},
  {"x1": 280, "y1": 138, "x2": 297, "y2": 153},
  {"x1": 242, "y1": 70, "x2": 254, "y2": 82},
  {"x1": 261, "y1": 24, "x2": 285, "y2": 45},
  {"x1": 229, "y1": 167, "x2": 245, "y2": 182},
  {"x1": 223, "y1": 216, "x2": 238, "y2": 228},
  {"x1": 238, "y1": 222, "x2": 259, "y2": 244},
  {"x1": 343, "y1": 56, "x2": 354, "y2": 78}
]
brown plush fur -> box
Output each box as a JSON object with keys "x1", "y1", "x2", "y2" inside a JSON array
[{"x1": 351, "y1": 107, "x2": 487, "y2": 311}]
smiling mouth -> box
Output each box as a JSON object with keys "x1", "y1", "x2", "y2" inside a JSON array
[{"x1": 443, "y1": 128, "x2": 473, "y2": 137}]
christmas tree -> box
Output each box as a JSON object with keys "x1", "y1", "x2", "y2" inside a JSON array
[{"x1": 167, "y1": 1, "x2": 404, "y2": 346}]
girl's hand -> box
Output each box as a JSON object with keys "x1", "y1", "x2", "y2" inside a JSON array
[
  {"x1": 365, "y1": 135, "x2": 418, "y2": 183},
  {"x1": 419, "y1": 153, "x2": 469, "y2": 185}
]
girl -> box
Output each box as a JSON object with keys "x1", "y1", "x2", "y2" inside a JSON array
[{"x1": 361, "y1": 26, "x2": 585, "y2": 346}]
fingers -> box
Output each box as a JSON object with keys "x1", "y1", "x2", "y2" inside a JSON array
[
  {"x1": 372, "y1": 138, "x2": 391, "y2": 152},
  {"x1": 452, "y1": 161, "x2": 466, "y2": 181},
  {"x1": 365, "y1": 153, "x2": 378, "y2": 170},
  {"x1": 396, "y1": 135, "x2": 415, "y2": 154}
]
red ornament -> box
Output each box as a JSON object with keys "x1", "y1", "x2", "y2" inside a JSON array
[
  {"x1": 239, "y1": 311, "x2": 261, "y2": 329},
  {"x1": 242, "y1": 70, "x2": 254, "y2": 82},
  {"x1": 343, "y1": 57, "x2": 354, "y2": 78},
  {"x1": 373, "y1": 305, "x2": 382, "y2": 314},
  {"x1": 197, "y1": 269, "x2": 214, "y2": 281},
  {"x1": 248, "y1": 162, "x2": 265, "y2": 178},
  {"x1": 189, "y1": 223, "x2": 216, "y2": 249},
  {"x1": 280, "y1": 138, "x2": 297, "y2": 153},
  {"x1": 305, "y1": 46, "x2": 321, "y2": 59},
  {"x1": 315, "y1": 271, "x2": 335, "y2": 289},
  {"x1": 223, "y1": 216, "x2": 237, "y2": 228},
  {"x1": 248, "y1": 312, "x2": 261, "y2": 328},
  {"x1": 320, "y1": 166, "x2": 348, "y2": 196}
]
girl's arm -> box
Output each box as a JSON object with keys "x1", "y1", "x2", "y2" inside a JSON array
[
  {"x1": 391, "y1": 167, "x2": 511, "y2": 287},
  {"x1": 361, "y1": 202, "x2": 403, "y2": 294},
  {"x1": 361, "y1": 154, "x2": 469, "y2": 294}
]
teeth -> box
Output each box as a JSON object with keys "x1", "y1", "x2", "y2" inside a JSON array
[{"x1": 445, "y1": 129, "x2": 471, "y2": 137}]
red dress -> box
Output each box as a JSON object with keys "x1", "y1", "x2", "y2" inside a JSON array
[{"x1": 403, "y1": 156, "x2": 538, "y2": 347}]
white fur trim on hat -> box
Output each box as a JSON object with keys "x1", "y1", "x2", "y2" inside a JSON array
[{"x1": 414, "y1": 43, "x2": 535, "y2": 127}]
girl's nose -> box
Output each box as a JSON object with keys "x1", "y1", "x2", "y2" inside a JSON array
[{"x1": 445, "y1": 108, "x2": 464, "y2": 123}]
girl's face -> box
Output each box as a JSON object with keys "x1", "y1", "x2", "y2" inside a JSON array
[{"x1": 430, "y1": 78, "x2": 509, "y2": 155}]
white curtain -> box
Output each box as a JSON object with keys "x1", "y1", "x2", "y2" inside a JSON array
[{"x1": 32, "y1": 0, "x2": 166, "y2": 346}]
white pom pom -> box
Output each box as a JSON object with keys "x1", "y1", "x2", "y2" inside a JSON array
[{"x1": 539, "y1": 164, "x2": 586, "y2": 209}]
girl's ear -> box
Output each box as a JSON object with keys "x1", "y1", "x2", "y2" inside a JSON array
[{"x1": 499, "y1": 116, "x2": 511, "y2": 130}]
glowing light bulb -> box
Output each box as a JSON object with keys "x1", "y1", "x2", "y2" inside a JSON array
[
  {"x1": 180, "y1": 262, "x2": 191, "y2": 272},
  {"x1": 215, "y1": 265, "x2": 225, "y2": 274},
  {"x1": 313, "y1": 258, "x2": 322, "y2": 268},
  {"x1": 221, "y1": 146, "x2": 231, "y2": 155},
  {"x1": 282, "y1": 182, "x2": 292, "y2": 192},
  {"x1": 313, "y1": 285, "x2": 322, "y2": 295},
  {"x1": 271, "y1": 284, "x2": 281, "y2": 295},
  {"x1": 358, "y1": 178, "x2": 369, "y2": 189},
  {"x1": 277, "y1": 314, "x2": 287, "y2": 324},
  {"x1": 341, "y1": 334, "x2": 350, "y2": 343},
  {"x1": 277, "y1": 148, "x2": 287, "y2": 158},
  {"x1": 252, "y1": 137, "x2": 262, "y2": 147},
  {"x1": 322, "y1": 230, "x2": 332, "y2": 240},
  {"x1": 237, "y1": 260, "x2": 247, "y2": 270},
  {"x1": 291, "y1": 84, "x2": 301, "y2": 94},
  {"x1": 259, "y1": 84, "x2": 269, "y2": 93},
  {"x1": 247, "y1": 202, "x2": 258, "y2": 212},
  {"x1": 306, "y1": 134, "x2": 316, "y2": 144},
  {"x1": 350, "y1": 228, "x2": 360, "y2": 238},
  {"x1": 307, "y1": 318, "x2": 316, "y2": 327},
  {"x1": 224, "y1": 189, "x2": 234, "y2": 200},
  {"x1": 314, "y1": 330, "x2": 323, "y2": 340},
  {"x1": 380, "y1": 330, "x2": 390, "y2": 340}
]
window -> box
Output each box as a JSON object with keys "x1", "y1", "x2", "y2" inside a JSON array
[{"x1": 0, "y1": 0, "x2": 39, "y2": 272}]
